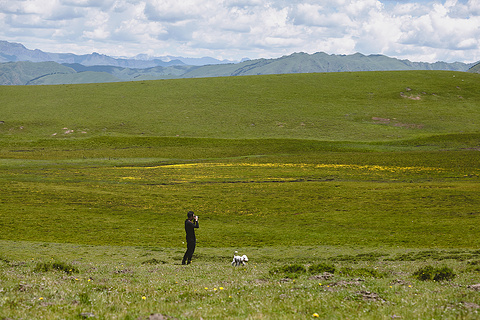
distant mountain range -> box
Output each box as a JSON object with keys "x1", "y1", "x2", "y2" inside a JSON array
[
  {"x1": 0, "y1": 40, "x2": 478, "y2": 85},
  {"x1": 0, "y1": 40, "x2": 238, "y2": 67}
]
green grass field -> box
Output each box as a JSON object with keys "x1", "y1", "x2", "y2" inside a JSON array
[
  {"x1": 1, "y1": 71, "x2": 480, "y2": 319},
  {"x1": 1, "y1": 71, "x2": 479, "y2": 141}
]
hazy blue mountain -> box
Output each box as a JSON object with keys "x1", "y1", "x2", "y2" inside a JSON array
[
  {"x1": 132, "y1": 53, "x2": 239, "y2": 66},
  {"x1": 0, "y1": 40, "x2": 235, "y2": 67},
  {"x1": 0, "y1": 41, "x2": 52, "y2": 63}
]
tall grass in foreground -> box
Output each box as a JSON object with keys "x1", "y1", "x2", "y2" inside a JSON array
[{"x1": 1, "y1": 242, "x2": 480, "y2": 319}]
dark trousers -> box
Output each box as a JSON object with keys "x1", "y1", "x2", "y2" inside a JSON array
[{"x1": 182, "y1": 239, "x2": 196, "y2": 264}]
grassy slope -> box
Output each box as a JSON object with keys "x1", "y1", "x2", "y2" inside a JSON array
[
  {"x1": 0, "y1": 70, "x2": 479, "y2": 249},
  {"x1": 1, "y1": 71, "x2": 479, "y2": 142},
  {"x1": 468, "y1": 62, "x2": 480, "y2": 73},
  {"x1": 182, "y1": 53, "x2": 472, "y2": 78},
  {"x1": 0, "y1": 61, "x2": 75, "y2": 85},
  {"x1": 28, "y1": 71, "x2": 121, "y2": 85}
]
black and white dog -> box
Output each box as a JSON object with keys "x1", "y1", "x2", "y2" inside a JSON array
[{"x1": 232, "y1": 251, "x2": 249, "y2": 266}]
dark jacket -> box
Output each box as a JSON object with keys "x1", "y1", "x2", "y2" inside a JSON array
[{"x1": 185, "y1": 219, "x2": 199, "y2": 242}]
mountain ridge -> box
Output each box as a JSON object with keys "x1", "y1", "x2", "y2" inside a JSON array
[
  {"x1": 0, "y1": 40, "x2": 236, "y2": 67},
  {"x1": 179, "y1": 52, "x2": 474, "y2": 78},
  {"x1": 0, "y1": 40, "x2": 478, "y2": 85}
]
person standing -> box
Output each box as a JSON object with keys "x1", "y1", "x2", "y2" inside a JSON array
[{"x1": 182, "y1": 211, "x2": 199, "y2": 265}]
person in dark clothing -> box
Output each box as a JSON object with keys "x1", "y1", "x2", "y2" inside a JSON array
[{"x1": 182, "y1": 211, "x2": 199, "y2": 265}]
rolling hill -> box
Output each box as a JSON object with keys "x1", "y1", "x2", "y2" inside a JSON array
[
  {"x1": 468, "y1": 62, "x2": 480, "y2": 74},
  {"x1": 180, "y1": 52, "x2": 473, "y2": 78},
  {"x1": 0, "y1": 61, "x2": 76, "y2": 85},
  {"x1": 1, "y1": 70, "x2": 479, "y2": 146}
]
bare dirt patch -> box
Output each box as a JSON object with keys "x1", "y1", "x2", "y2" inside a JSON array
[
  {"x1": 146, "y1": 314, "x2": 178, "y2": 320},
  {"x1": 309, "y1": 272, "x2": 334, "y2": 281},
  {"x1": 371, "y1": 117, "x2": 424, "y2": 129},
  {"x1": 468, "y1": 283, "x2": 480, "y2": 291},
  {"x1": 462, "y1": 302, "x2": 480, "y2": 309},
  {"x1": 400, "y1": 88, "x2": 422, "y2": 100},
  {"x1": 390, "y1": 279, "x2": 412, "y2": 286},
  {"x1": 330, "y1": 279, "x2": 365, "y2": 287},
  {"x1": 372, "y1": 117, "x2": 391, "y2": 124},
  {"x1": 355, "y1": 291, "x2": 386, "y2": 303},
  {"x1": 400, "y1": 93, "x2": 421, "y2": 100}
]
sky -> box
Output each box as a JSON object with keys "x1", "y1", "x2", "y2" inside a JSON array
[{"x1": 0, "y1": 0, "x2": 479, "y2": 63}]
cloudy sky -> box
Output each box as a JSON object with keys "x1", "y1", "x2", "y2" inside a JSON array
[{"x1": 0, "y1": 0, "x2": 479, "y2": 63}]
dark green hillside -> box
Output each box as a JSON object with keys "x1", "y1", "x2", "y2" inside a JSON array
[
  {"x1": 1, "y1": 71, "x2": 479, "y2": 144},
  {"x1": 182, "y1": 52, "x2": 473, "y2": 78},
  {"x1": 28, "y1": 70, "x2": 121, "y2": 85},
  {"x1": 63, "y1": 63, "x2": 195, "y2": 81},
  {"x1": 0, "y1": 61, "x2": 75, "y2": 85},
  {"x1": 0, "y1": 61, "x2": 198, "y2": 85},
  {"x1": 468, "y1": 62, "x2": 480, "y2": 74}
]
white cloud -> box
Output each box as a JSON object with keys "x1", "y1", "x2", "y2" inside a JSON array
[
  {"x1": 144, "y1": 0, "x2": 216, "y2": 22},
  {"x1": 398, "y1": 1, "x2": 480, "y2": 53},
  {"x1": 0, "y1": 0, "x2": 479, "y2": 63},
  {"x1": 223, "y1": 0, "x2": 264, "y2": 8},
  {"x1": 82, "y1": 28, "x2": 110, "y2": 40},
  {"x1": 61, "y1": 0, "x2": 113, "y2": 8}
]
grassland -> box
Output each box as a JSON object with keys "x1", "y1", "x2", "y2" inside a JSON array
[
  {"x1": 1, "y1": 70, "x2": 479, "y2": 141},
  {"x1": 1, "y1": 71, "x2": 480, "y2": 319}
]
